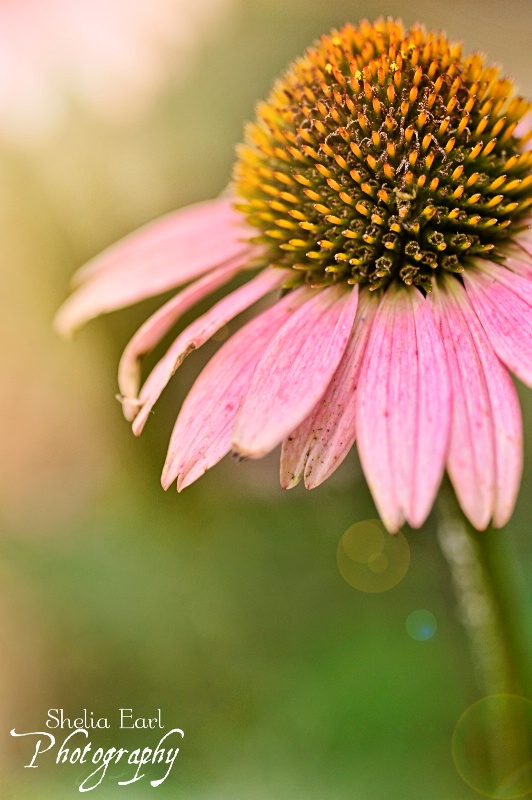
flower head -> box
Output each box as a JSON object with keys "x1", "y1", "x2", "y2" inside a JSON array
[
  {"x1": 56, "y1": 18, "x2": 532, "y2": 532},
  {"x1": 235, "y1": 19, "x2": 531, "y2": 290}
]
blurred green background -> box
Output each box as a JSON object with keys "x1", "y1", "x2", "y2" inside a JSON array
[{"x1": 1, "y1": 1, "x2": 531, "y2": 798}]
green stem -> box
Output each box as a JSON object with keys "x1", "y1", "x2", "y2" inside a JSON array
[
  {"x1": 436, "y1": 496, "x2": 517, "y2": 697},
  {"x1": 436, "y1": 487, "x2": 531, "y2": 797}
]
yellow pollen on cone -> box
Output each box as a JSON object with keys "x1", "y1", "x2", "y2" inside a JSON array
[{"x1": 234, "y1": 17, "x2": 532, "y2": 292}]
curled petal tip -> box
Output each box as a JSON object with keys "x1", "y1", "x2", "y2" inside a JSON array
[
  {"x1": 160, "y1": 465, "x2": 176, "y2": 491},
  {"x1": 115, "y1": 393, "x2": 142, "y2": 422},
  {"x1": 280, "y1": 474, "x2": 300, "y2": 490},
  {"x1": 177, "y1": 471, "x2": 200, "y2": 492},
  {"x1": 131, "y1": 415, "x2": 146, "y2": 437},
  {"x1": 230, "y1": 442, "x2": 266, "y2": 461},
  {"x1": 53, "y1": 305, "x2": 78, "y2": 339},
  {"x1": 379, "y1": 513, "x2": 405, "y2": 536}
]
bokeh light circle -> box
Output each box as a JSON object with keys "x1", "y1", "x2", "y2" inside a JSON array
[
  {"x1": 452, "y1": 694, "x2": 532, "y2": 799},
  {"x1": 337, "y1": 519, "x2": 410, "y2": 593},
  {"x1": 406, "y1": 610, "x2": 437, "y2": 641}
]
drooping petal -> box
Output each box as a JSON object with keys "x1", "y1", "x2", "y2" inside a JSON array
[
  {"x1": 162, "y1": 288, "x2": 312, "y2": 490},
  {"x1": 430, "y1": 278, "x2": 522, "y2": 529},
  {"x1": 356, "y1": 286, "x2": 451, "y2": 532},
  {"x1": 463, "y1": 259, "x2": 532, "y2": 386},
  {"x1": 233, "y1": 284, "x2": 359, "y2": 459},
  {"x1": 477, "y1": 340, "x2": 523, "y2": 529},
  {"x1": 118, "y1": 261, "x2": 243, "y2": 420},
  {"x1": 132, "y1": 267, "x2": 288, "y2": 435},
  {"x1": 280, "y1": 289, "x2": 377, "y2": 490},
  {"x1": 304, "y1": 290, "x2": 377, "y2": 489},
  {"x1": 54, "y1": 197, "x2": 254, "y2": 335},
  {"x1": 430, "y1": 283, "x2": 494, "y2": 529}
]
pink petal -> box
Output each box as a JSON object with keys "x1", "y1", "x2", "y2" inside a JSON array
[
  {"x1": 478, "y1": 354, "x2": 523, "y2": 529},
  {"x1": 515, "y1": 111, "x2": 532, "y2": 150},
  {"x1": 162, "y1": 288, "x2": 312, "y2": 490},
  {"x1": 233, "y1": 284, "x2": 359, "y2": 459},
  {"x1": 118, "y1": 261, "x2": 243, "y2": 421},
  {"x1": 430, "y1": 279, "x2": 522, "y2": 529},
  {"x1": 514, "y1": 218, "x2": 532, "y2": 261},
  {"x1": 463, "y1": 259, "x2": 532, "y2": 386},
  {"x1": 132, "y1": 267, "x2": 288, "y2": 435},
  {"x1": 280, "y1": 289, "x2": 377, "y2": 490},
  {"x1": 502, "y1": 243, "x2": 532, "y2": 280},
  {"x1": 279, "y1": 414, "x2": 313, "y2": 489},
  {"x1": 356, "y1": 287, "x2": 451, "y2": 532},
  {"x1": 55, "y1": 197, "x2": 254, "y2": 335},
  {"x1": 430, "y1": 284, "x2": 494, "y2": 529},
  {"x1": 504, "y1": 251, "x2": 532, "y2": 280}
]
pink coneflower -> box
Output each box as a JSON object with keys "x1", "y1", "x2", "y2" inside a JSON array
[
  {"x1": 0, "y1": 0, "x2": 232, "y2": 144},
  {"x1": 56, "y1": 18, "x2": 532, "y2": 532}
]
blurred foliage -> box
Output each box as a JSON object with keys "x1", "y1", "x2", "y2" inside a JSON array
[{"x1": 1, "y1": 1, "x2": 531, "y2": 798}]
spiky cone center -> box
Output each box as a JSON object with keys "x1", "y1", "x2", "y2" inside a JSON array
[{"x1": 234, "y1": 18, "x2": 532, "y2": 291}]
